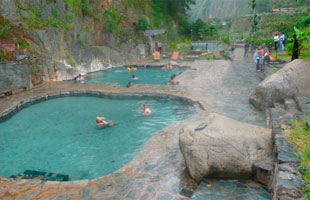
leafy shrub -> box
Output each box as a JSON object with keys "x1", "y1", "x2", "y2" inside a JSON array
[
  {"x1": 135, "y1": 16, "x2": 149, "y2": 31},
  {"x1": 81, "y1": 0, "x2": 91, "y2": 16},
  {"x1": 168, "y1": 42, "x2": 177, "y2": 50},
  {"x1": 65, "y1": 12, "x2": 74, "y2": 21},
  {"x1": 65, "y1": 23, "x2": 72, "y2": 30},
  {"x1": 0, "y1": 24, "x2": 11, "y2": 38}
]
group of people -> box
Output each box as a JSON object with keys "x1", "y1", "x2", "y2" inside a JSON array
[
  {"x1": 96, "y1": 103, "x2": 152, "y2": 128},
  {"x1": 74, "y1": 74, "x2": 86, "y2": 84},
  {"x1": 126, "y1": 63, "x2": 178, "y2": 88},
  {"x1": 244, "y1": 32, "x2": 300, "y2": 72},
  {"x1": 253, "y1": 46, "x2": 270, "y2": 72},
  {"x1": 273, "y1": 32, "x2": 286, "y2": 51}
]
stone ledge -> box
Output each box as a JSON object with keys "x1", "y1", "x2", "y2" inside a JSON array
[{"x1": 268, "y1": 96, "x2": 306, "y2": 199}]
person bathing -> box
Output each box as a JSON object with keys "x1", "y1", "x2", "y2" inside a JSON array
[{"x1": 96, "y1": 117, "x2": 114, "y2": 128}]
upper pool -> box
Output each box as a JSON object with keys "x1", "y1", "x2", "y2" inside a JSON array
[
  {"x1": 84, "y1": 67, "x2": 187, "y2": 87},
  {"x1": 0, "y1": 96, "x2": 195, "y2": 181}
]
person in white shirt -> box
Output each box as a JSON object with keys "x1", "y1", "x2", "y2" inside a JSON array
[
  {"x1": 274, "y1": 33, "x2": 280, "y2": 51},
  {"x1": 280, "y1": 33, "x2": 285, "y2": 51}
]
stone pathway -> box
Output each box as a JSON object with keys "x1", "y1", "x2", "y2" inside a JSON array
[
  {"x1": 0, "y1": 48, "x2": 272, "y2": 199},
  {"x1": 178, "y1": 48, "x2": 265, "y2": 127}
]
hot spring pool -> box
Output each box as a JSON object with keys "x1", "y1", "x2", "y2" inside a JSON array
[
  {"x1": 85, "y1": 67, "x2": 187, "y2": 87},
  {"x1": 0, "y1": 96, "x2": 195, "y2": 181}
]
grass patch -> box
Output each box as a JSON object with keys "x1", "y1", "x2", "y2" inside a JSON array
[
  {"x1": 272, "y1": 68, "x2": 280, "y2": 74},
  {"x1": 271, "y1": 51, "x2": 310, "y2": 62},
  {"x1": 285, "y1": 117, "x2": 310, "y2": 199},
  {"x1": 200, "y1": 54, "x2": 213, "y2": 60}
]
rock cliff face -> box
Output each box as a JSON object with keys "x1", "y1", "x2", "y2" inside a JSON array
[
  {"x1": 188, "y1": 0, "x2": 250, "y2": 21},
  {"x1": 0, "y1": 0, "x2": 147, "y2": 85}
]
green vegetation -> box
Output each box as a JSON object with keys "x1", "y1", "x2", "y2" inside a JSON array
[
  {"x1": 102, "y1": 6, "x2": 124, "y2": 36},
  {"x1": 189, "y1": 19, "x2": 219, "y2": 41},
  {"x1": 0, "y1": 24, "x2": 10, "y2": 38},
  {"x1": 286, "y1": 117, "x2": 310, "y2": 199},
  {"x1": 271, "y1": 68, "x2": 280, "y2": 73},
  {"x1": 135, "y1": 16, "x2": 149, "y2": 31},
  {"x1": 256, "y1": 0, "x2": 310, "y2": 13},
  {"x1": 26, "y1": 3, "x2": 60, "y2": 29},
  {"x1": 199, "y1": 53, "x2": 214, "y2": 60}
]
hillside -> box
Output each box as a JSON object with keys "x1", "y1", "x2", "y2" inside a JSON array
[{"x1": 188, "y1": 0, "x2": 250, "y2": 21}]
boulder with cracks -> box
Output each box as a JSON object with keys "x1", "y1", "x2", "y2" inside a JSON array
[{"x1": 179, "y1": 113, "x2": 273, "y2": 182}]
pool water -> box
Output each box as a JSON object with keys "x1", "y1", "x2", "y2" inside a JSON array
[
  {"x1": 0, "y1": 97, "x2": 195, "y2": 180},
  {"x1": 85, "y1": 67, "x2": 187, "y2": 87},
  {"x1": 192, "y1": 42, "x2": 229, "y2": 51}
]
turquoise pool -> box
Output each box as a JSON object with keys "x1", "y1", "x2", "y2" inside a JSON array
[
  {"x1": 85, "y1": 67, "x2": 187, "y2": 87},
  {"x1": 0, "y1": 96, "x2": 195, "y2": 180}
]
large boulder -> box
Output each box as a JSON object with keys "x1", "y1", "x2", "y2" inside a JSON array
[
  {"x1": 250, "y1": 59, "x2": 310, "y2": 110},
  {"x1": 179, "y1": 113, "x2": 272, "y2": 182}
]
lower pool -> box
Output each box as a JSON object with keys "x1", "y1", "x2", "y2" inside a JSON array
[
  {"x1": 0, "y1": 96, "x2": 195, "y2": 181},
  {"x1": 84, "y1": 67, "x2": 187, "y2": 87}
]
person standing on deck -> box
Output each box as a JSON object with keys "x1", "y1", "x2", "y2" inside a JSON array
[
  {"x1": 231, "y1": 41, "x2": 236, "y2": 55},
  {"x1": 157, "y1": 42, "x2": 162, "y2": 54},
  {"x1": 280, "y1": 33, "x2": 285, "y2": 51},
  {"x1": 274, "y1": 33, "x2": 279, "y2": 51},
  {"x1": 244, "y1": 42, "x2": 250, "y2": 57},
  {"x1": 291, "y1": 34, "x2": 300, "y2": 61}
]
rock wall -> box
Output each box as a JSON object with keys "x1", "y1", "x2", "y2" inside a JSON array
[
  {"x1": 0, "y1": 64, "x2": 33, "y2": 93},
  {"x1": 0, "y1": 0, "x2": 147, "y2": 83},
  {"x1": 250, "y1": 59, "x2": 310, "y2": 110}
]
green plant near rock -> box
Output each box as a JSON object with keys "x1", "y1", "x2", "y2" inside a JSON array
[
  {"x1": 286, "y1": 117, "x2": 310, "y2": 199},
  {"x1": 271, "y1": 68, "x2": 280, "y2": 74},
  {"x1": 65, "y1": 23, "x2": 73, "y2": 30},
  {"x1": 64, "y1": 54, "x2": 75, "y2": 67},
  {"x1": 85, "y1": 25, "x2": 93, "y2": 33},
  {"x1": 0, "y1": 53, "x2": 5, "y2": 61},
  {"x1": 102, "y1": 5, "x2": 124, "y2": 36},
  {"x1": 135, "y1": 16, "x2": 149, "y2": 31},
  {"x1": 0, "y1": 24, "x2": 11, "y2": 38}
]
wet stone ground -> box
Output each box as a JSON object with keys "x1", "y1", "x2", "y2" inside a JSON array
[{"x1": 0, "y1": 48, "x2": 272, "y2": 199}]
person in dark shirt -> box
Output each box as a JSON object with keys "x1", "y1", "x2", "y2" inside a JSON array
[{"x1": 291, "y1": 34, "x2": 300, "y2": 61}]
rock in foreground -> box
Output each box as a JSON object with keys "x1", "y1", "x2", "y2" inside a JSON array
[
  {"x1": 250, "y1": 59, "x2": 310, "y2": 110},
  {"x1": 179, "y1": 113, "x2": 272, "y2": 182}
]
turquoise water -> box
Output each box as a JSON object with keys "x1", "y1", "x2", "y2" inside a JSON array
[
  {"x1": 0, "y1": 97, "x2": 195, "y2": 180},
  {"x1": 192, "y1": 42, "x2": 229, "y2": 51},
  {"x1": 85, "y1": 67, "x2": 187, "y2": 87}
]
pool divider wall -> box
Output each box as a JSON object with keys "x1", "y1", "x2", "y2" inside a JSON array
[{"x1": 0, "y1": 90, "x2": 205, "y2": 123}]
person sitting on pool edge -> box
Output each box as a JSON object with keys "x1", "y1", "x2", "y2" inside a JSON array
[
  {"x1": 132, "y1": 75, "x2": 138, "y2": 81},
  {"x1": 140, "y1": 103, "x2": 152, "y2": 116},
  {"x1": 96, "y1": 117, "x2": 114, "y2": 128},
  {"x1": 126, "y1": 82, "x2": 133, "y2": 88}
]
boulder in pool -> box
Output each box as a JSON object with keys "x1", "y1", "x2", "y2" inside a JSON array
[
  {"x1": 179, "y1": 113, "x2": 272, "y2": 182},
  {"x1": 249, "y1": 59, "x2": 310, "y2": 110}
]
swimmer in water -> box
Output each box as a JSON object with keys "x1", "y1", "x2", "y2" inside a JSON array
[
  {"x1": 132, "y1": 75, "x2": 138, "y2": 81},
  {"x1": 126, "y1": 81, "x2": 133, "y2": 88},
  {"x1": 96, "y1": 117, "x2": 114, "y2": 128},
  {"x1": 139, "y1": 103, "x2": 152, "y2": 116}
]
